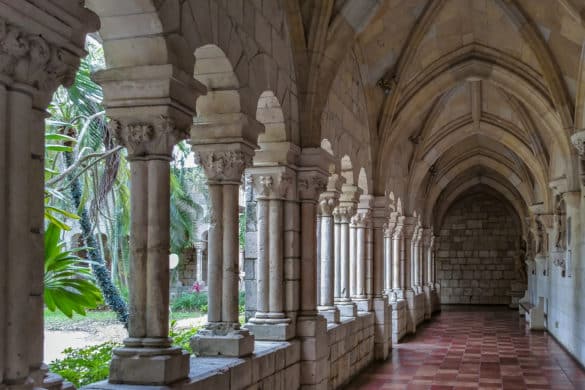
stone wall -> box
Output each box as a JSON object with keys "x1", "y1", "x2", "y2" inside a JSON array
[
  {"x1": 328, "y1": 313, "x2": 375, "y2": 388},
  {"x1": 436, "y1": 193, "x2": 521, "y2": 304}
]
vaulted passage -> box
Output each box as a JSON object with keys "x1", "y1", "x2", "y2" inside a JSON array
[{"x1": 3, "y1": 1, "x2": 585, "y2": 390}]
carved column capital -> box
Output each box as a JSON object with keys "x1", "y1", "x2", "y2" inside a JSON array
[
  {"x1": 297, "y1": 171, "x2": 328, "y2": 201},
  {"x1": 351, "y1": 210, "x2": 371, "y2": 228},
  {"x1": 570, "y1": 129, "x2": 585, "y2": 156},
  {"x1": 251, "y1": 170, "x2": 294, "y2": 199},
  {"x1": 195, "y1": 150, "x2": 253, "y2": 183},
  {"x1": 319, "y1": 192, "x2": 339, "y2": 216},
  {"x1": 109, "y1": 116, "x2": 188, "y2": 160},
  {"x1": 333, "y1": 206, "x2": 355, "y2": 223}
]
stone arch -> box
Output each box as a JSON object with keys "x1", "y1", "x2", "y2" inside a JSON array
[
  {"x1": 358, "y1": 168, "x2": 369, "y2": 195},
  {"x1": 341, "y1": 155, "x2": 354, "y2": 186},
  {"x1": 256, "y1": 91, "x2": 287, "y2": 144}
]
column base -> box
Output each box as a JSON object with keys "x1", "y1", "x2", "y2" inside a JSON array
[
  {"x1": 317, "y1": 305, "x2": 340, "y2": 323},
  {"x1": 1, "y1": 378, "x2": 34, "y2": 390},
  {"x1": 244, "y1": 319, "x2": 295, "y2": 341},
  {"x1": 393, "y1": 288, "x2": 405, "y2": 300},
  {"x1": 353, "y1": 298, "x2": 372, "y2": 312},
  {"x1": 109, "y1": 346, "x2": 189, "y2": 385},
  {"x1": 191, "y1": 325, "x2": 254, "y2": 357},
  {"x1": 336, "y1": 301, "x2": 358, "y2": 317},
  {"x1": 43, "y1": 373, "x2": 74, "y2": 390},
  {"x1": 423, "y1": 285, "x2": 432, "y2": 319}
]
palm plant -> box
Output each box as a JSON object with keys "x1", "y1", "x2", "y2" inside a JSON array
[{"x1": 44, "y1": 222, "x2": 103, "y2": 317}]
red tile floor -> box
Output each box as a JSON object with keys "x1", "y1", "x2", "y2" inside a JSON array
[{"x1": 347, "y1": 306, "x2": 585, "y2": 389}]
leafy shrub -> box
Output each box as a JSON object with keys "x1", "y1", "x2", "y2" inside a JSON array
[
  {"x1": 49, "y1": 342, "x2": 117, "y2": 388},
  {"x1": 171, "y1": 292, "x2": 208, "y2": 312},
  {"x1": 50, "y1": 327, "x2": 201, "y2": 387},
  {"x1": 239, "y1": 290, "x2": 245, "y2": 314}
]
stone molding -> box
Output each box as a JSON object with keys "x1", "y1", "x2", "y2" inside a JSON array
[
  {"x1": 109, "y1": 116, "x2": 187, "y2": 160},
  {"x1": 195, "y1": 150, "x2": 253, "y2": 183},
  {"x1": 0, "y1": 17, "x2": 80, "y2": 91},
  {"x1": 392, "y1": 216, "x2": 405, "y2": 239}
]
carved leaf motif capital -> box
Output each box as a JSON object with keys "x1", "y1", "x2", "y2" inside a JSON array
[
  {"x1": 298, "y1": 174, "x2": 327, "y2": 201},
  {"x1": 195, "y1": 150, "x2": 252, "y2": 182},
  {"x1": 318, "y1": 196, "x2": 337, "y2": 216},
  {"x1": 0, "y1": 18, "x2": 76, "y2": 90},
  {"x1": 333, "y1": 206, "x2": 354, "y2": 223},
  {"x1": 109, "y1": 116, "x2": 185, "y2": 159},
  {"x1": 254, "y1": 175, "x2": 273, "y2": 197}
]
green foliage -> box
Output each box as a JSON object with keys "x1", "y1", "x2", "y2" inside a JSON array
[
  {"x1": 49, "y1": 342, "x2": 117, "y2": 388},
  {"x1": 44, "y1": 222, "x2": 103, "y2": 317},
  {"x1": 239, "y1": 290, "x2": 246, "y2": 314},
  {"x1": 171, "y1": 292, "x2": 208, "y2": 313},
  {"x1": 49, "y1": 326, "x2": 200, "y2": 387}
]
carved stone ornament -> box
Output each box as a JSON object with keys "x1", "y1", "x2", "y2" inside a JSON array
[
  {"x1": 0, "y1": 18, "x2": 75, "y2": 90},
  {"x1": 254, "y1": 175, "x2": 273, "y2": 198},
  {"x1": 298, "y1": 173, "x2": 327, "y2": 201},
  {"x1": 194, "y1": 150, "x2": 253, "y2": 183},
  {"x1": 333, "y1": 206, "x2": 354, "y2": 223},
  {"x1": 570, "y1": 130, "x2": 585, "y2": 156},
  {"x1": 351, "y1": 210, "x2": 371, "y2": 228},
  {"x1": 109, "y1": 117, "x2": 187, "y2": 159},
  {"x1": 318, "y1": 196, "x2": 337, "y2": 216}
]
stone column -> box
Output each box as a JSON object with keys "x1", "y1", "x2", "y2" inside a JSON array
[
  {"x1": 246, "y1": 168, "x2": 295, "y2": 340},
  {"x1": 104, "y1": 116, "x2": 194, "y2": 384},
  {"x1": 372, "y1": 196, "x2": 391, "y2": 360},
  {"x1": 350, "y1": 217, "x2": 357, "y2": 297},
  {"x1": 190, "y1": 148, "x2": 255, "y2": 356},
  {"x1": 0, "y1": 6, "x2": 97, "y2": 390},
  {"x1": 421, "y1": 228, "x2": 432, "y2": 319},
  {"x1": 402, "y1": 217, "x2": 418, "y2": 333},
  {"x1": 392, "y1": 217, "x2": 405, "y2": 299},
  {"x1": 335, "y1": 184, "x2": 360, "y2": 317},
  {"x1": 333, "y1": 206, "x2": 357, "y2": 317},
  {"x1": 296, "y1": 148, "x2": 332, "y2": 389},
  {"x1": 353, "y1": 195, "x2": 374, "y2": 312},
  {"x1": 317, "y1": 174, "x2": 342, "y2": 323}
]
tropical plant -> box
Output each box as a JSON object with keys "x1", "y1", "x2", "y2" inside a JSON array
[{"x1": 44, "y1": 222, "x2": 103, "y2": 317}]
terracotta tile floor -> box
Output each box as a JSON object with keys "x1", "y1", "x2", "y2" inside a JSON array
[{"x1": 348, "y1": 306, "x2": 585, "y2": 390}]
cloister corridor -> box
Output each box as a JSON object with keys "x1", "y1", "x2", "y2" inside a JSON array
[
  {"x1": 3, "y1": 1, "x2": 585, "y2": 390},
  {"x1": 349, "y1": 307, "x2": 585, "y2": 389}
]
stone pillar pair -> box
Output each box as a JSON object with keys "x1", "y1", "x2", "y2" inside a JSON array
[
  {"x1": 189, "y1": 113, "x2": 262, "y2": 357},
  {"x1": 333, "y1": 184, "x2": 361, "y2": 318},
  {"x1": 245, "y1": 166, "x2": 295, "y2": 340},
  {"x1": 296, "y1": 148, "x2": 334, "y2": 389},
  {"x1": 391, "y1": 215, "x2": 406, "y2": 299},
  {"x1": 0, "y1": 6, "x2": 96, "y2": 390},
  {"x1": 401, "y1": 216, "x2": 419, "y2": 333},
  {"x1": 0, "y1": 6, "x2": 99, "y2": 389},
  {"x1": 351, "y1": 195, "x2": 374, "y2": 312},
  {"x1": 318, "y1": 174, "x2": 342, "y2": 323}
]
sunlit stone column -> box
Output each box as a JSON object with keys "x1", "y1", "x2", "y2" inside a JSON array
[
  {"x1": 372, "y1": 196, "x2": 391, "y2": 360},
  {"x1": 421, "y1": 228, "x2": 433, "y2": 319},
  {"x1": 246, "y1": 168, "x2": 295, "y2": 340},
  {"x1": 350, "y1": 216, "x2": 358, "y2": 297},
  {"x1": 190, "y1": 113, "x2": 261, "y2": 357},
  {"x1": 0, "y1": 6, "x2": 97, "y2": 390},
  {"x1": 318, "y1": 174, "x2": 342, "y2": 323},
  {"x1": 412, "y1": 227, "x2": 421, "y2": 292}
]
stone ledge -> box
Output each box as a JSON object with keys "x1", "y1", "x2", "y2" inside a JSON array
[{"x1": 83, "y1": 341, "x2": 300, "y2": 390}]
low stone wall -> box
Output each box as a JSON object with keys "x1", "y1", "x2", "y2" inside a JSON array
[
  {"x1": 328, "y1": 313, "x2": 375, "y2": 388},
  {"x1": 391, "y1": 299, "x2": 408, "y2": 343},
  {"x1": 187, "y1": 341, "x2": 300, "y2": 389}
]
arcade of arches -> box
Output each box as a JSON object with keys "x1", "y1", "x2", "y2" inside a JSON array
[{"x1": 2, "y1": 1, "x2": 585, "y2": 389}]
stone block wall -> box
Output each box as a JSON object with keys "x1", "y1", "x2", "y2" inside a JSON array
[
  {"x1": 436, "y1": 193, "x2": 521, "y2": 304},
  {"x1": 328, "y1": 313, "x2": 375, "y2": 388}
]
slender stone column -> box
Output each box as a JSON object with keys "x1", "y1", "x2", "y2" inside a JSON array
[
  {"x1": 352, "y1": 210, "x2": 371, "y2": 312},
  {"x1": 392, "y1": 219, "x2": 404, "y2": 299},
  {"x1": 106, "y1": 116, "x2": 194, "y2": 384},
  {"x1": 402, "y1": 218, "x2": 417, "y2": 291},
  {"x1": 334, "y1": 206, "x2": 357, "y2": 317},
  {"x1": 316, "y1": 212, "x2": 322, "y2": 302},
  {"x1": 317, "y1": 174, "x2": 342, "y2": 323},
  {"x1": 412, "y1": 226, "x2": 421, "y2": 292},
  {"x1": 190, "y1": 148, "x2": 255, "y2": 356},
  {"x1": 350, "y1": 220, "x2": 357, "y2": 297},
  {"x1": 333, "y1": 210, "x2": 343, "y2": 301},
  {"x1": 383, "y1": 224, "x2": 392, "y2": 295},
  {"x1": 296, "y1": 151, "x2": 332, "y2": 389},
  {"x1": 246, "y1": 169, "x2": 295, "y2": 340}
]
